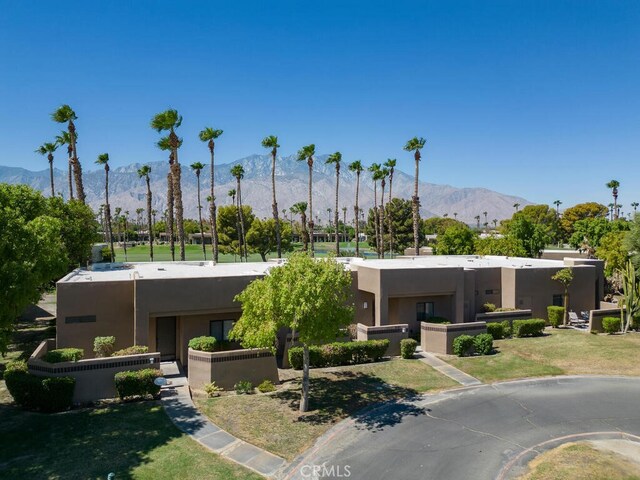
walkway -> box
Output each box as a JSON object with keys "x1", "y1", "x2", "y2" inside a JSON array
[
  {"x1": 159, "y1": 362, "x2": 287, "y2": 478},
  {"x1": 416, "y1": 349, "x2": 482, "y2": 386}
]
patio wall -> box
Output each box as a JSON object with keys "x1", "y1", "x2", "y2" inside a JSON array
[
  {"x1": 421, "y1": 321, "x2": 487, "y2": 355},
  {"x1": 475, "y1": 309, "x2": 532, "y2": 329},
  {"x1": 356, "y1": 323, "x2": 409, "y2": 356},
  {"x1": 589, "y1": 308, "x2": 621, "y2": 333}
]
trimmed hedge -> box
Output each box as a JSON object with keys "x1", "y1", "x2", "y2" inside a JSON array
[
  {"x1": 473, "y1": 333, "x2": 494, "y2": 355},
  {"x1": 188, "y1": 336, "x2": 217, "y2": 352},
  {"x1": 603, "y1": 316, "x2": 621, "y2": 334},
  {"x1": 486, "y1": 322, "x2": 505, "y2": 340},
  {"x1": 112, "y1": 345, "x2": 149, "y2": 356},
  {"x1": 4, "y1": 361, "x2": 75, "y2": 412},
  {"x1": 114, "y1": 369, "x2": 162, "y2": 400},
  {"x1": 43, "y1": 348, "x2": 84, "y2": 363},
  {"x1": 482, "y1": 302, "x2": 496, "y2": 313},
  {"x1": 288, "y1": 339, "x2": 390, "y2": 370},
  {"x1": 453, "y1": 335, "x2": 474, "y2": 357},
  {"x1": 424, "y1": 316, "x2": 450, "y2": 324},
  {"x1": 547, "y1": 306, "x2": 564, "y2": 328},
  {"x1": 94, "y1": 336, "x2": 116, "y2": 357},
  {"x1": 400, "y1": 338, "x2": 418, "y2": 359},
  {"x1": 513, "y1": 319, "x2": 546, "y2": 338}
]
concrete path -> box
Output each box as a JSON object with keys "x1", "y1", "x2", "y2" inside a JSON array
[
  {"x1": 416, "y1": 350, "x2": 482, "y2": 386},
  {"x1": 159, "y1": 362, "x2": 287, "y2": 478}
]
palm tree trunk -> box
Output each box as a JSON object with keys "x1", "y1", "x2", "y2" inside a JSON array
[
  {"x1": 354, "y1": 172, "x2": 360, "y2": 257},
  {"x1": 209, "y1": 143, "x2": 219, "y2": 263},
  {"x1": 272, "y1": 151, "x2": 282, "y2": 258},
  {"x1": 301, "y1": 211, "x2": 309, "y2": 252},
  {"x1": 334, "y1": 165, "x2": 340, "y2": 255},
  {"x1": 48, "y1": 157, "x2": 55, "y2": 197},
  {"x1": 105, "y1": 169, "x2": 115, "y2": 262},
  {"x1": 67, "y1": 149, "x2": 74, "y2": 200},
  {"x1": 68, "y1": 121, "x2": 85, "y2": 203},
  {"x1": 237, "y1": 178, "x2": 248, "y2": 261},
  {"x1": 170, "y1": 131, "x2": 185, "y2": 261},
  {"x1": 146, "y1": 177, "x2": 154, "y2": 262},
  {"x1": 379, "y1": 181, "x2": 385, "y2": 259},
  {"x1": 308, "y1": 163, "x2": 314, "y2": 257},
  {"x1": 373, "y1": 182, "x2": 380, "y2": 259},
  {"x1": 167, "y1": 170, "x2": 175, "y2": 261},
  {"x1": 300, "y1": 343, "x2": 310, "y2": 412},
  {"x1": 388, "y1": 173, "x2": 394, "y2": 258},
  {"x1": 412, "y1": 152, "x2": 420, "y2": 255},
  {"x1": 195, "y1": 173, "x2": 206, "y2": 260}
]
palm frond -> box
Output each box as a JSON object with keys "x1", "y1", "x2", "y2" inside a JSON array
[
  {"x1": 95, "y1": 153, "x2": 109, "y2": 165},
  {"x1": 51, "y1": 104, "x2": 77, "y2": 123}
]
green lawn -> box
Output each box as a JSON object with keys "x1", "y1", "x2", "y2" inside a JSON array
[
  {"x1": 195, "y1": 358, "x2": 457, "y2": 460},
  {"x1": 446, "y1": 328, "x2": 640, "y2": 383},
  {"x1": 0, "y1": 402, "x2": 262, "y2": 480}
]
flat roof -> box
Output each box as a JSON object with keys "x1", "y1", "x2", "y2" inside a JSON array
[{"x1": 357, "y1": 255, "x2": 566, "y2": 270}]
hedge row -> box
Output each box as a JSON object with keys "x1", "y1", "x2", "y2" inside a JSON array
[
  {"x1": 603, "y1": 316, "x2": 621, "y2": 334},
  {"x1": 288, "y1": 339, "x2": 390, "y2": 370},
  {"x1": 547, "y1": 306, "x2": 564, "y2": 328},
  {"x1": 486, "y1": 320, "x2": 512, "y2": 340},
  {"x1": 112, "y1": 345, "x2": 149, "y2": 356},
  {"x1": 512, "y1": 319, "x2": 546, "y2": 337},
  {"x1": 188, "y1": 336, "x2": 217, "y2": 352},
  {"x1": 452, "y1": 333, "x2": 494, "y2": 357},
  {"x1": 4, "y1": 361, "x2": 75, "y2": 412},
  {"x1": 43, "y1": 348, "x2": 84, "y2": 363},
  {"x1": 114, "y1": 369, "x2": 162, "y2": 400}
]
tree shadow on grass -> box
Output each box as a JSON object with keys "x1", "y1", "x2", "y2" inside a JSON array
[
  {"x1": 274, "y1": 370, "x2": 426, "y2": 432},
  {"x1": 0, "y1": 318, "x2": 55, "y2": 381}
]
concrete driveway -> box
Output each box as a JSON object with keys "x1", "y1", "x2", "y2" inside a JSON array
[{"x1": 282, "y1": 376, "x2": 640, "y2": 480}]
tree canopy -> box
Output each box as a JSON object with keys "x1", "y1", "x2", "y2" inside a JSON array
[
  {"x1": 434, "y1": 225, "x2": 476, "y2": 255},
  {"x1": 245, "y1": 218, "x2": 293, "y2": 261}
]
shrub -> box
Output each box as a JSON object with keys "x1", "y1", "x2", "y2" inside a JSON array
[
  {"x1": 114, "y1": 369, "x2": 162, "y2": 400},
  {"x1": 4, "y1": 361, "x2": 75, "y2": 412},
  {"x1": 400, "y1": 338, "x2": 418, "y2": 359},
  {"x1": 473, "y1": 333, "x2": 494, "y2": 355},
  {"x1": 288, "y1": 339, "x2": 390, "y2": 370},
  {"x1": 513, "y1": 319, "x2": 546, "y2": 338},
  {"x1": 203, "y1": 381, "x2": 223, "y2": 397},
  {"x1": 501, "y1": 320, "x2": 513, "y2": 337},
  {"x1": 495, "y1": 307, "x2": 516, "y2": 312},
  {"x1": 40, "y1": 377, "x2": 76, "y2": 412},
  {"x1": 188, "y1": 336, "x2": 217, "y2": 352},
  {"x1": 234, "y1": 380, "x2": 254, "y2": 395},
  {"x1": 257, "y1": 380, "x2": 276, "y2": 393},
  {"x1": 486, "y1": 322, "x2": 505, "y2": 340},
  {"x1": 43, "y1": 348, "x2": 84, "y2": 363},
  {"x1": 112, "y1": 345, "x2": 149, "y2": 356},
  {"x1": 425, "y1": 316, "x2": 450, "y2": 324},
  {"x1": 603, "y1": 316, "x2": 621, "y2": 334},
  {"x1": 453, "y1": 335, "x2": 475, "y2": 357},
  {"x1": 482, "y1": 302, "x2": 496, "y2": 313},
  {"x1": 93, "y1": 336, "x2": 116, "y2": 357},
  {"x1": 547, "y1": 306, "x2": 564, "y2": 328}
]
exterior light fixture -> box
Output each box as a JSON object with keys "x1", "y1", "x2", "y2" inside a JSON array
[{"x1": 363, "y1": 302, "x2": 368, "y2": 309}]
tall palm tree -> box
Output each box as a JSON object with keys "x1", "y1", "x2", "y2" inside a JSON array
[
  {"x1": 157, "y1": 136, "x2": 176, "y2": 261},
  {"x1": 606, "y1": 180, "x2": 620, "y2": 220},
  {"x1": 135, "y1": 208, "x2": 144, "y2": 230},
  {"x1": 123, "y1": 210, "x2": 130, "y2": 261},
  {"x1": 443, "y1": 213, "x2": 449, "y2": 218},
  {"x1": 513, "y1": 203, "x2": 520, "y2": 212},
  {"x1": 51, "y1": 105, "x2": 85, "y2": 203},
  {"x1": 348, "y1": 160, "x2": 364, "y2": 257},
  {"x1": 475, "y1": 215, "x2": 481, "y2": 229},
  {"x1": 553, "y1": 200, "x2": 562, "y2": 216},
  {"x1": 369, "y1": 163, "x2": 381, "y2": 258},
  {"x1": 342, "y1": 206, "x2": 347, "y2": 244},
  {"x1": 483, "y1": 211, "x2": 488, "y2": 230},
  {"x1": 384, "y1": 158, "x2": 397, "y2": 257},
  {"x1": 403, "y1": 137, "x2": 426, "y2": 255},
  {"x1": 95, "y1": 153, "x2": 115, "y2": 262},
  {"x1": 55, "y1": 130, "x2": 74, "y2": 200},
  {"x1": 453, "y1": 212, "x2": 458, "y2": 220},
  {"x1": 262, "y1": 135, "x2": 282, "y2": 258},
  {"x1": 326, "y1": 152, "x2": 342, "y2": 255},
  {"x1": 632, "y1": 202, "x2": 639, "y2": 214},
  {"x1": 137, "y1": 165, "x2": 154, "y2": 261},
  {"x1": 36, "y1": 142, "x2": 58, "y2": 197},
  {"x1": 492, "y1": 219, "x2": 498, "y2": 229},
  {"x1": 230, "y1": 165, "x2": 248, "y2": 261},
  {"x1": 199, "y1": 127, "x2": 223, "y2": 262},
  {"x1": 151, "y1": 109, "x2": 185, "y2": 260},
  {"x1": 297, "y1": 144, "x2": 316, "y2": 256},
  {"x1": 190, "y1": 161, "x2": 207, "y2": 260},
  {"x1": 291, "y1": 202, "x2": 309, "y2": 251},
  {"x1": 608, "y1": 203, "x2": 615, "y2": 221},
  {"x1": 378, "y1": 167, "x2": 389, "y2": 258}
]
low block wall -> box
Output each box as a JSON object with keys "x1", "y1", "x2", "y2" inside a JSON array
[
  {"x1": 475, "y1": 309, "x2": 532, "y2": 325},
  {"x1": 188, "y1": 348, "x2": 279, "y2": 391},
  {"x1": 356, "y1": 323, "x2": 409, "y2": 356},
  {"x1": 421, "y1": 321, "x2": 487, "y2": 355},
  {"x1": 28, "y1": 339, "x2": 160, "y2": 403},
  {"x1": 589, "y1": 308, "x2": 621, "y2": 333}
]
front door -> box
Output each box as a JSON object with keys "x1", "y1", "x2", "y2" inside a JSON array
[{"x1": 156, "y1": 316, "x2": 176, "y2": 361}]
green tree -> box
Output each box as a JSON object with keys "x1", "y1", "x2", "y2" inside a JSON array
[
  {"x1": 384, "y1": 158, "x2": 397, "y2": 256},
  {"x1": 157, "y1": 135, "x2": 176, "y2": 261},
  {"x1": 230, "y1": 165, "x2": 248, "y2": 261},
  {"x1": 199, "y1": 127, "x2": 223, "y2": 262},
  {"x1": 552, "y1": 267, "x2": 574, "y2": 327},
  {"x1": 297, "y1": 144, "x2": 316, "y2": 256},
  {"x1": 217, "y1": 204, "x2": 255, "y2": 257},
  {"x1": 326, "y1": 152, "x2": 342, "y2": 255},
  {"x1": 55, "y1": 130, "x2": 74, "y2": 200},
  {"x1": 348, "y1": 161, "x2": 364, "y2": 257},
  {"x1": 137, "y1": 165, "x2": 154, "y2": 261},
  {"x1": 51, "y1": 105, "x2": 85, "y2": 203},
  {"x1": 262, "y1": 135, "x2": 282, "y2": 259},
  {"x1": 434, "y1": 225, "x2": 476, "y2": 255},
  {"x1": 368, "y1": 163, "x2": 381, "y2": 257},
  {"x1": 246, "y1": 218, "x2": 293, "y2": 261},
  {"x1": 230, "y1": 253, "x2": 353, "y2": 412},
  {"x1": 560, "y1": 202, "x2": 608, "y2": 240},
  {"x1": 35, "y1": 142, "x2": 58, "y2": 197},
  {"x1": 619, "y1": 261, "x2": 640, "y2": 333},
  {"x1": 95, "y1": 153, "x2": 115, "y2": 262},
  {"x1": 596, "y1": 231, "x2": 628, "y2": 277},
  {"x1": 569, "y1": 217, "x2": 629, "y2": 257},
  {"x1": 624, "y1": 214, "x2": 640, "y2": 270},
  {"x1": 291, "y1": 202, "x2": 309, "y2": 252},
  {"x1": 190, "y1": 162, "x2": 207, "y2": 260},
  {"x1": 606, "y1": 179, "x2": 620, "y2": 220},
  {"x1": 422, "y1": 217, "x2": 468, "y2": 235},
  {"x1": 474, "y1": 235, "x2": 527, "y2": 257},
  {"x1": 403, "y1": 137, "x2": 426, "y2": 255},
  {"x1": 46, "y1": 197, "x2": 98, "y2": 268},
  {"x1": 366, "y1": 198, "x2": 418, "y2": 254},
  {"x1": 504, "y1": 216, "x2": 550, "y2": 258},
  {"x1": 502, "y1": 205, "x2": 559, "y2": 242}
]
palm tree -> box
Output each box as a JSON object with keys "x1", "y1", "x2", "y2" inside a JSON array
[
  {"x1": 369, "y1": 163, "x2": 382, "y2": 258},
  {"x1": 230, "y1": 165, "x2": 248, "y2": 261},
  {"x1": 384, "y1": 158, "x2": 397, "y2": 257},
  {"x1": 51, "y1": 105, "x2": 85, "y2": 203},
  {"x1": 475, "y1": 215, "x2": 481, "y2": 229},
  {"x1": 348, "y1": 160, "x2": 364, "y2": 257},
  {"x1": 513, "y1": 203, "x2": 520, "y2": 212},
  {"x1": 151, "y1": 109, "x2": 185, "y2": 260},
  {"x1": 227, "y1": 189, "x2": 239, "y2": 261},
  {"x1": 55, "y1": 131, "x2": 74, "y2": 200},
  {"x1": 443, "y1": 213, "x2": 449, "y2": 218},
  {"x1": 262, "y1": 135, "x2": 282, "y2": 258},
  {"x1": 137, "y1": 166, "x2": 154, "y2": 261},
  {"x1": 199, "y1": 127, "x2": 223, "y2": 262},
  {"x1": 123, "y1": 210, "x2": 130, "y2": 261},
  {"x1": 291, "y1": 202, "x2": 309, "y2": 251},
  {"x1": 378, "y1": 167, "x2": 389, "y2": 258},
  {"x1": 135, "y1": 208, "x2": 144, "y2": 230},
  {"x1": 297, "y1": 144, "x2": 316, "y2": 256},
  {"x1": 553, "y1": 200, "x2": 562, "y2": 217},
  {"x1": 157, "y1": 136, "x2": 176, "y2": 261},
  {"x1": 96, "y1": 153, "x2": 115, "y2": 262},
  {"x1": 483, "y1": 211, "x2": 488, "y2": 230},
  {"x1": 492, "y1": 219, "x2": 498, "y2": 229},
  {"x1": 453, "y1": 212, "x2": 458, "y2": 220},
  {"x1": 606, "y1": 180, "x2": 620, "y2": 220},
  {"x1": 326, "y1": 152, "x2": 342, "y2": 255},
  {"x1": 36, "y1": 142, "x2": 58, "y2": 197},
  {"x1": 342, "y1": 206, "x2": 347, "y2": 244},
  {"x1": 190, "y1": 161, "x2": 207, "y2": 260},
  {"x1": 632, "y1": 202, "x2": 639, "y2": 214},
  {"x1": 403, "y1": 137, "x2": 426, "y2": 255}
]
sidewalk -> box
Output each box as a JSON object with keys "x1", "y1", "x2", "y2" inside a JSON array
[{"x1": 416, "y1": 350, "x2": 482, "y2": 386}]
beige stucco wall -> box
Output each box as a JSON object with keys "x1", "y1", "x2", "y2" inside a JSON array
[
  {"x1": 356, "y1": 323, "x2": 409, "y2": 356},
  {"x1": 388, "y1": 295, "x2": 454, "y2": 333},
  {"x1": 420, "y1": 321, "x2": 488, "y2": 355},
  {"x1": 175, "y1": 312, "x2": 241, "y2": 365}
]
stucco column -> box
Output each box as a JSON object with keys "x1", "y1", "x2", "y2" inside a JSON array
[
  {"x1": 134, "y1": 278, "x2": 150, "y2": 346},
  {"x1": 454, "y1": 270, "x2": 465, "y2": 323},
  {"x1": 375, "y1": 289, "x2": 389, "y2": 326}
]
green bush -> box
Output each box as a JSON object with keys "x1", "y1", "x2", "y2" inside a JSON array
[
  {"x1": 482, "y1": 302, "x2": 496, "y2": 313},
  {"x1": 473, "y1": 333, "x2": 494, "y2": 355},
  {"x1": 93, "y1": 336, "x2": 116, "y2": 357},
  {"x1": 603, "y1": 316, "x2": 621, "y2": 334},
  {"x1": 501, "y1": 319, "x2": 513, "y2": 337},
  {"x1": 112, "y1": 345, "x2": 149, "y2": 356},
  {"x1": 40, "y1": 377, "x2": 76, "y2": 412},
  {"x1": 114, "y1": 369, "x2": 162, "y2": 400},
  {"x1": 204, "y1": 381, "x2": 223, "y2": 397},
  {"x1": 188, "y1": 336, "x2": 217, "y2": 352},
  {"x1": 495, "y1": 307, "x2": 516, "y2": 312},
  {"x1": 513, "y1": 319, "x2": 546, "y2": 338},
  {"x1": 547, "y1": 306, "x2": 564, "y2": 328},
  {"x1": 234, "y1": 380, "x2": 254, "y2": 395},
  {"x1": 288, "y1": 339, "x2": 390, "y2": 370},
  {"x1": 486, "y1": 322, "x2": 505, "y2": 340},
  {"x1": 257, "y1": 380, "x2": 276, "y2": 393},
  {"x1": 453, "y1": 335, "x2": 475, "y2": 357},
  {"x1": 424, "y1": 316, "x2": 450, "y2": 324},
  {"x1": 43, "y1": 348, "x2": 84, "y2": 363},
  {"x1": 400, "y1": 338, "x2": 418, "y2": 359},
  {"x1": 4, "y1": 361, "x2": 75, "y2": 412}
]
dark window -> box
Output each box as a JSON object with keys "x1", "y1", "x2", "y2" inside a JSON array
[
  {"x1": 65, "y1": 315, "x2": 96, "y2": 324},
  {"x1": 416, "y1": 302, "x2": 435, "y2": 322},
  {"x1": 210, "y1": 320, "x2": 235, "y2": 342},
  {"x1": 485, "y1": 289, "x2": 500, "y2": 295},
  {"x1": 552, "y1": 294, "x2": 563, "y2": 307}
]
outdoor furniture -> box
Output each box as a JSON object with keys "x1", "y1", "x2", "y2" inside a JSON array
[{"x1": 569, "y1": 311, "x2": 587, "y2": 327}]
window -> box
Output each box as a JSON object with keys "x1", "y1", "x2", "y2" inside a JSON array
[
  {"x1": 552, "y1": 294, "x2": 563, "y2": 307},
  {"x1": 416, "y1": 302, "x2": 435, "y2": 322},
  {"x1": 485, "y1": 289, "x2": 500, "y2": 295},
  {"x1": 65, "y1": 315, "x2": 96, "y2": 324},
  {"x1": 210, "y1": 320, "x2": 235, "y2": 342}
]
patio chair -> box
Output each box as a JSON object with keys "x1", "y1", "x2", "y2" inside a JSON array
[{"x1": 569, "y1": 311, "x2": 587, "y2": 326}]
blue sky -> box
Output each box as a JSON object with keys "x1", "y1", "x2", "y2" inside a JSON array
[{"x1": 0, "y1": 1, "x2": 638, "y2": 208}]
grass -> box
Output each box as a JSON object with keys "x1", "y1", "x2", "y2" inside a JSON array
[
  {"x1": 195, "y1": 358, "x2": 457, "y2": 460},
  {"x1": 446, "y1": 328, "x2": 640, "y2": 383},
  {"x1": 0, "y1": 402, "x2": 262, "y2": 480},
  {"x1": 517, "y1": 442, "x2": 640, "y2": 480}
]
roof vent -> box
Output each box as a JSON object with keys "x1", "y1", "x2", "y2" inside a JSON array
[{"x1": 157, "y1": 267, "x2": 166, "y2": 271}]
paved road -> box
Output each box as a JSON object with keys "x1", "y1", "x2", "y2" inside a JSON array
[{"x1": 282, "y1": 377, "x2": 640, "y2": 480}]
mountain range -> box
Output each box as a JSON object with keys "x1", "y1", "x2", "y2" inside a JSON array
[{"x1": 0, "y1": 154, "x2": 530, "y2": 224}]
